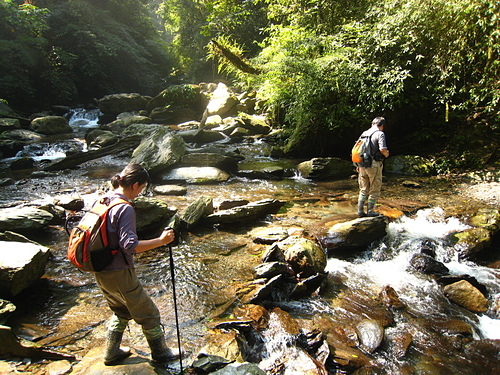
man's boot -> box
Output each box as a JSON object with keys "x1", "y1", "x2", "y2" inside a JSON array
[
  {"x1": 357, "y1": 198, "x2": 367, "y2": 217},
  {"x1": 366, "y1": 201, "x2": 380, "y2": 217},
  {"x1": 103, "y1": 330, "x2": 131, "y2": 365},
  {"x1": 143, "y1": 325, "x2": 181, "y2": 363}
]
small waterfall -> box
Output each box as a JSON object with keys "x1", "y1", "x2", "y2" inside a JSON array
[
  {"x1": 324, "y1": 207, "x2": 500, "y2": 340},
  {"x1": 67, "y1": 107, "x2": 101, "y2": 129}
]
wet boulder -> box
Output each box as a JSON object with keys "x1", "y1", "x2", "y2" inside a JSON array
[
  {"x1": 204, "y1": 199, "x2": 285, "y2": 226},
  {"x1": 252, "y1": 226, "x2": 289, "y2": 245},
  {"x1": 0, "y1": 325, "x2": 73, "y2": 360},
  {"x1": 102, "y1": 112, "x2": 152, "y2": 134},
  {"x1": 178, "y1": 128, "x2": 226, "y2": 144},
  {"x1": 149, "y1": 104, "x2": 199, "y2": 124},
  {"x1": 356, "y1": 319, "x2": 384, "y2": 354},
  {"x1": 0, "y1": 299, "x2": 16, "y2": 324},
  {"x1": 85, "y1": 129, "x2": 118, "y2": 149},
  {"x1": 95, "y1": 93, "x2": 149, "y2": 115},
  {"x1": 447, "y1": 228, "x2": 492, "y2": 260},
  {"x1": 153, "y1": 184, "x2": 187, "y2": 196},
  {"x1": 0, "y1": 206, "x2": 54, "y2": 232},
  {"x1": 0, "y1": 241, "x2": 50, "y2": 296},
  {"x1": 161, "y1": 166, "x2": 230, "y2": 184},
  {"x1": 130, "y1": 128, "x2": 186, "y2": 176},
  {"x1": 133, "y1": 197, "x2": 177, "y2": 235},
  {"x1": 290, "y1": 272, "x2": 327, "y2": 298},
  {"x1": 0, "y1": 118, "x2": 21, "y2": 132},
  {"x1": 53, "y1": 195, "x2": 85, "y2": 211},
  {"x1": 409, "y1": 253, "x2": 449, "y2": 275},
  {"x1": 297, "y1": 157, "x2": 353, "y2": 180},
  {"x1": 30, "y1": 116, "x2": 72, "y2": 135},
  {"x1": 198, "y1": 329, "x2": 249, "y2": 363},
  {"x1": 179, "y1": 196, "x2": 214, "y2": 228},
  {"x1": 238, "y1": 113, "x2": 271, "y2": 135},
  {"x1": 206, "y1": 82, "x2": 239, "y2": 117},
  {"x1": 443, "y1": 280, "x2": 489, "y2": 313},
  {"x1": 146, "y1": 84, "x2": 202, "y2": 113},
  {"x1": 254, "y1": 261, "x2": 290, "y2": 279},
  {"x1": 468, "y1": 208, "x2": 499, "y2": 235},
  {"x1": 385, "y1": 155, "x2": 436, "y2": 176},
  {"x1": 321, "y1": 216, "x2": 387, "y2": 253},
  {"x1": 277, "y1": 236, "x2": 327, "y2": 278},
  {"x1": 191, "y1": 353, "x2": 234, "y2": 374},
  {"x1": 180, "y1": 152, "x2": 239, "y2": 173},
  {"x1": 9, "y1": 156, "x2": 34, "y2": 170},
  {"x1": 211, "y1": 362, "x2": 266, "y2": 375}
]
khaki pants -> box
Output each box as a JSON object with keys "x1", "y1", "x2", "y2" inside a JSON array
[
  {"x1": 95, "y1": 268, "x2": 161, "y2": 330},
  {"x1": 358, "y1": 160, "x2": 383, "y2": 202}
]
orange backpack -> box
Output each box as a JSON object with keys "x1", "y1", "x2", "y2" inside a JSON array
[
  {"x1": 351, "y1": 132, "x2": 374, "y2": 168},
  {"x1": 67, "y1": 197, "x2": 129, "y2": 272}
]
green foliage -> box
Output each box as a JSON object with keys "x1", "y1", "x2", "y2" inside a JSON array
[
  {"x1": 0, "y1": 1, "x2": 50, "y2": 107},
  {"x1": 44, "y1": 0, "x2": 172, "y2": 100},
  {"x1": 237, "y1": 0, "x2": 499, "y2": 158},
  {"x1": 0, "y1": 0, "x2": 172, "y2": 110}
]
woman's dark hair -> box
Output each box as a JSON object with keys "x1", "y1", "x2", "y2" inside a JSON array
[{"x1": 111, "y1": 164, "x2": 151, "y2": 189}]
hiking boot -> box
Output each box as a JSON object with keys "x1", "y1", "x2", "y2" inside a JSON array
[
  {"x1": 366, "y1": 202, "x2": 381, "y2": 217},
  {"x1": 143, "y1": 325, "x2": 182, "y2": 363},
  {"x1": 357, "y1": 199, "x2": 367, "y2": 217},
  {"x1": 103, "y1": 330, "x2": 131, "y2": 365},
  {"x1": 146, "y1": 335, "x2": 181, "y2": 363}
]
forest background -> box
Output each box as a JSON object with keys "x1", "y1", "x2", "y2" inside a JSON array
[{"x1": 0, "y1": 0, "x2": 498, "y2": 171}]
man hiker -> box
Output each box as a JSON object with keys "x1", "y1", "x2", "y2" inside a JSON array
[{"x1": 356, "y1": 117, "x2": 390, "y2": 217}]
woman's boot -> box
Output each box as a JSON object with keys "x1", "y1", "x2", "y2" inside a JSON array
[
  {"x1": 143, "y1": 325, "x2": 180, "y2": 363},
  {"x1": 104, "y1": 330, "x2": 131, "y2": 365},
  {"x1": 104, "y1": 314, "x2": 131, "y2": 365}
]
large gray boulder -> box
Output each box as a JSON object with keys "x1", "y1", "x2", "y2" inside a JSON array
[
  {"x1": 0, "y1": 118, "x2": 21, "y2": 132},
  {"x1": 146, "y1": 84, "x2": 202, "y2": 113},
  {"x1": 297, "y1": 157, "x2": 353, "y2": 180},
  {"x1": 321, "y1": 216, "x2": 387, "y2": 252},
  {"x1": 130, "y1": 128, "x2": 186, "y2": 176},
  {"x1": 30, "y1": 116, "x2": 72, "y2": 135},
  {"x1": 385, "y1": 155, "x2": 436, "y2": 176},
  {"x1": 206, "y1": 82, "x2": 239, "y2": 117},
  {"x1": 275, "y1": 236, "x2": 327, "y2": 278},
  {"x1": 179, "y1": 196, "x2": 214, "y2": 228},
  {"x1": 0, "y1": 241, "x2": 50, "y2": 296},
  {"x1": 160, "y1": 166, "x2": 230, "y2": 184},
  {"x1": 0, "y1": 206, "x2": 54, "y2": 232},
  {"x1": 204, "y1": 199, "x2": 285, "y2": 226},
  {"x1": 95, "y1": 93, "x2": 150, "y2": 115},
  {"x1": 180, "y1": 152, "x2": 239, "y2": 173},
  {"x1": 133, "y1": 197, "x2": 177, "y2": 235}
]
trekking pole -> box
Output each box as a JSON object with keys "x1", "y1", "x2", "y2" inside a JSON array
[{"x1": 168, "y1": 244, "x2": 183, "y2": 374}]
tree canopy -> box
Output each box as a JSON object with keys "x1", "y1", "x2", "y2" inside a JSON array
[{"x1": 0, "y1": 0, "x2": 497, "y2": 168}]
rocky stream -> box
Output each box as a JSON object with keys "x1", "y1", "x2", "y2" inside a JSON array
[{"x1": 0, "y1": 83, "x2": 499, "y2": 375}]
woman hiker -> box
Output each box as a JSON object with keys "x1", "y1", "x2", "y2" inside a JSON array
[{"x1": 94, "y1": 163, "x2": 180, "y2": 365}]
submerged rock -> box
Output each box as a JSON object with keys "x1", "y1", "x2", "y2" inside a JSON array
[
  {"x1": 355, "y1": 319, "x2": 384, "y2": 354},
  {"x1": 443, "y1": 280, "x2": 489, "y2": 313}
]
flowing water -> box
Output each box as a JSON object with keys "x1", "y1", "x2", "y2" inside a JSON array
[{"x1": 2, "y1": 109, "x2": 499, "y2": 374}]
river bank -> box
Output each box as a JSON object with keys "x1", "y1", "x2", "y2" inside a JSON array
[
  {"x1": 1, "y1": 162, "x2": 499, "y2": 374},
  {"x1": 1, "y1": 87, "x2": 499, "y2": 374}
]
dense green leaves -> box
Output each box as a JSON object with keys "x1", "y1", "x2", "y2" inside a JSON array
[{"x1": 0, "y1": 0, "x2": 172, "y2": 110}]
